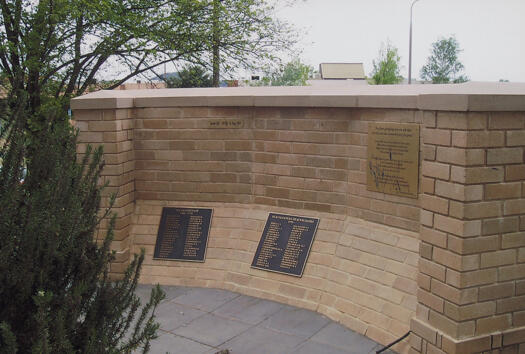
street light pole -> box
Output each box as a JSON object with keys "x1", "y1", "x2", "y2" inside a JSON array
[{"x1": 408, "y1": 0, "x2": 421, "y2": 85}]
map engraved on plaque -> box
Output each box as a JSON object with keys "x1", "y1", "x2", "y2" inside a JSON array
[
  {"x1": 153, "y1": 207, "x2": 212, "y2": 262},
  {"x1": 367, "y1": 122, "x2": 420, "y2": 199},
  {"x1": 251, "y1": 213, "x2": 319, "y2": 277}
]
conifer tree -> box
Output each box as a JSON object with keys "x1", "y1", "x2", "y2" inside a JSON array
[{"x1": 0, "y1": 94, "x2": 164, "y2": 353}]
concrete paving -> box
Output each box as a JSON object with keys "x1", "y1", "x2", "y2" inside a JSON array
[{"x1": 135, "y1": 285, "x2": 394, "y2": 354}]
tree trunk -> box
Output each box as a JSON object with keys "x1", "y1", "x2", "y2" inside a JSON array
[{"x1": 212, "y1": 0, "x2": 220, "y2": 87}]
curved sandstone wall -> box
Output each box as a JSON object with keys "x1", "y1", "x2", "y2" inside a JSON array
[
  {"x1": 133, "y1": 201, "x2": 418, "y2": 351},
  {"x1": 72, "y1": 84, "x2": 525, "y2": 354},
  {"x1": 133, "y1": 107, "x2": 421, "y2": 232}
]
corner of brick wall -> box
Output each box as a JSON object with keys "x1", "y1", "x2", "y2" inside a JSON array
[
  {"x1": 411, "y1": 111, "x2": 525, "y2": 354},
  {"x1": 74, "y1": 108, "x2": 135, "y2": 276}
]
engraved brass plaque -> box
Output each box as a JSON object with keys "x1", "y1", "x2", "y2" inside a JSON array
[
  {"x1": 367, "y1": 122, "x2": 420, "y2": 198},
  {"x1": 208, "y1": 119, "x2": 244, "y2": 128},
  {"x1": 251, "y1": 213, "x2": 319, "y2": 277},
  {"x1": 153, "y1": 207, "x2": 212, "y2": 262}
]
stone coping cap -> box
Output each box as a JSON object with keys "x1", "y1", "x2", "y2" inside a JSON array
[{"x1": 71, "y1": 82, "x2": 525, "y2": 111}]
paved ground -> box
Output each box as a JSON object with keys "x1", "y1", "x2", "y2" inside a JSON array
[{"x1": 135, "y1": 285, "x2": 393, "y2": 354}]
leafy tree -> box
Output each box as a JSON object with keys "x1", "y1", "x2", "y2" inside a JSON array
[
  {"x1": 0, "y1": 96, "x2": 165, "y2": 353},
  {"x1": 420, "y1": 36, "x2": 468, "y2": 84},
  {"x1": 370, "y1": 42, "x2": 403, "y2": 85},
  {"x1": 202, "y1": 0, "x2": 298, "y2": 86},
  {"x1": 270, "y1": 59, "x2": 313, "y2": 86},
  {"x1": 166, "y1": 65, "x2": 213, "y2": 88},
  {"x1": 0, "y1": 0, "x2": 215, "y2": 115},
  {"x1": 0, "y1": 0, "x2": 298, "y2": 110}
]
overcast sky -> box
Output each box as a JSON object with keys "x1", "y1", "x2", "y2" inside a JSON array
[{"x1": 277, "y1": 0, "x2": 525, "y2": 82}]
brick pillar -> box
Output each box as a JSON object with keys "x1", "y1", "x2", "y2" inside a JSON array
[
  {"x1": 73, "y1": 108, "x2": 135, "y2": 277},
  {"x1": 411, "y1": 111, "x2": 525, "y2": 353}
]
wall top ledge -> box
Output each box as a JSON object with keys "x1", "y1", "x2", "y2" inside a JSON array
[{"x1": 71, "y1": 82, "x2": 525, "y2": 112}]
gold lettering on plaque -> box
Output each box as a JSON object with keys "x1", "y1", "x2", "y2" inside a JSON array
[
  {"x1": 367, "y1": 122, "x2": 420, "y2": 198},
  {"x1": 208, "y1": 119, "x2": 244, "y2": 128}
]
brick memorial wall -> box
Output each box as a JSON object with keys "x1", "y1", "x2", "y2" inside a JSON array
[{"x1": 72, "y1": 84, "x2": 525, "y2": 353}]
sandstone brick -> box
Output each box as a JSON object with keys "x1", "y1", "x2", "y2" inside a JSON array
[
  {"x1": 424, "y1": 145, "x2": 437, "y2": 161},
  {"x1": 421, "y1": 210, "x2": 434, "y2": 227},
  {"x1": 433, "y1": 247, "x2": 479, "y2": 272},
  {"x1": 424, "y1": 128, "x2": 451, "y2": 146},
  {"x1": 497, "y1": 295, "x2": 525, "y2": 314},
  {"x1": 411, "y1": 318, "x2": 437, "y2": 345},
  {"x1": 421, "y1": 194, "x2": 449, "y2": 215},
  {"x1": 435, "y1": 180, "x2": 483, "y2": 202},
  {"x1": 422, "y1": 111, "x2": 437, "y2": 128},
  {"x1": 463, "y1": 201, "x2": 503, "y2": 220},
  {"x1": 451, "y1": 166, "x2": 504, "y2": 184},
  {"x1": 502, "y1": 232, "x2": 525, "y2": 249},
  {"x1": 485, "y1": 183, "x2": 522, "y2": 200},
  {"x1": 428, "y1": 309, "x2": 475, "y2": 339},
  {"x1": 422, "y1": 177, "x2": 436, "y2": 194},
  {"x1": 452, "y1": 130, "x2": 505, "y2": 148},
  {"x1": 476, "y1": 314, "x2": 512, "y2": 335},
  {"x1": 487, "y1": 148, "x2": 523, "y2": 165},
  {"x1": 442, "y1": 336, "x2": 492, "y2": 354},
  {"x1": 498, "y1": 264, "x2": 525, "y2": 282},
  {"x1": 426, "y1": 343, "x2": 446, "y2": 354},
  {"x1": 434, "y1": 214, "x2": 481, "y2": 237},
  {"x1": 448, "y1": 235, "x2": 499, "y2": 255},
  {"x1": 410, "y1": 333, "x2": 422, "y2": 352},
  {"x1": 319, "y1": 168, "x2": 347, "y2": 181},
  {"x1": 444, "y1": 301, "x2": 496, "y2": 321},
  {"x1": 479, "y1": 282, "x2": 515, "y2": 301},
  {"x1": 142, "y1": 119, "x2": 168, "y2": 129},
  {"x1": 514, "y1": 311, "x2": 525, "y2": 327},
  {"x1": 504, "y1": 199, "x2": 525, "y2": 216},
  {"x1": 422, "y1": 161, "x2": 450, "y2": 180},
  {"x1": 418, "y1": 288, "x2": 444, "y2": 313},
  {"x1": 437, "y1": 112, "x2": 486, "y2": 130},
  {"x1": 446, "y1": 268, "x2": 497, "y2": 288},
  {"x1": 431, "y1": 278, "x2": 478, "y2": 305},
  {"x1": 506, "y1": 165, "x2": 525, "y2": 182},
  {"x1": 489, "y1": 112, "x2": 525, "y2": 130},
  {"x1": 483, "y1": 217, "x2": 520, "y2": 235},
  {"x1": 501, "y1": 328, "x2": 525, "y2": 349},
  {"x1": 420, "y1": 242, "x2": 433, "y2": 260},
  {"x1": 437, "y1": 147, "x2": 485, "y2": 166},
  {"x1": 448, "y1": 201, "x2": 464, "y2": 219},
  {"x1": 481, "y1": 250, "x2": 517, "y2": 268},
  {"x1": 507, "y1": 131, "x2": 525, "y2": 146},
  {"x1": 419, "y1": 258, "x2": 446, "y2": 281},
  {"x1": 77, "y1": 132, "x2": 103, "y2": 143}
]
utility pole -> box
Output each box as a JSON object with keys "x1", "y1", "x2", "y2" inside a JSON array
[{"x1": 408, "y1": 0, "x2": 421, "y2": 84}]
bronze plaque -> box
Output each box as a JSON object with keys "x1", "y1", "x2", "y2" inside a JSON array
[
  {"x1": 208, "y1": 119, "x2": 244, "y2": 128},
  {"x1": 367, "y1": 122, "x2": 420, "y2": 198},
  {"x1": 251, "y1": 213, "x2": 319, "y2": 277},
  {"x1": 153, "y1": 207, "x2": 212, "y2": 262}
]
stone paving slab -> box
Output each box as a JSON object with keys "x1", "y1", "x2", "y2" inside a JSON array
[
  {"x1": 173, "y1": 313, "x2": 252, "y2": 347},
  {"x1": 217, "y1": 326, "x2": 305, "y2": 354},
  {"x1": 212, "y1": 295, "x2": 284, "y2": 325},
  {"x1": 136, "y1": 285, "x2": 392, "y2": 354},
  {"x1": 309, "y1": 322, "x2": 379, "y2": 353},
  {"x1": 260, "y1": 306, "x2": 331, "y2": 339},
  {"x1": 149, "y1": 332, "x2": 214, "y2": 354}
]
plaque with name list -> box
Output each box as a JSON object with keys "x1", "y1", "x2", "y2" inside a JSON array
[
  {"x1": 251, "y1": 213, "x2": 319, "y2": 277},
  {"x1": 153, "y1": 207, "x2": 212, "y2": 262}
]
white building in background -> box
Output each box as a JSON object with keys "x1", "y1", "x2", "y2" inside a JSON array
[{"x1": 318, "y1": 63, "x2": 366, "y2": 80}]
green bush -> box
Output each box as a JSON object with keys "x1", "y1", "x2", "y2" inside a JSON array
[{"x1": 0, "y1": 97, "x2": 164, "y2": 353}]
